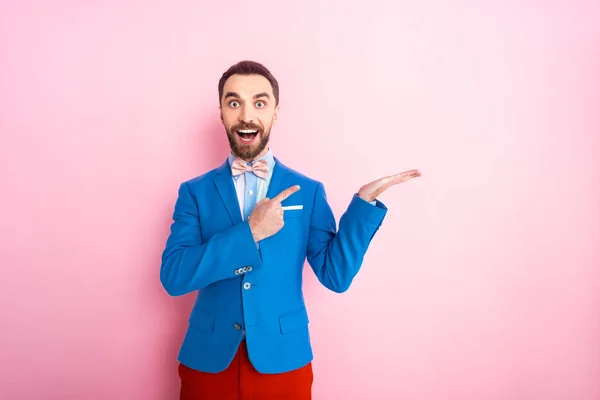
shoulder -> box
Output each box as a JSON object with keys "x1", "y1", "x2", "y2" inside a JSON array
[
  {"x1": 276, "y1": 158, "x2": 323, "y2": 190},
  {"x1": 179, "y1": 161, "x2": 228, "y2": 190}
]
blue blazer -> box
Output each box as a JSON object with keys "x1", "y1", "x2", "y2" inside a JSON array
[{"x1": 160, "y1": 157, "x2": 388, "y2": 374}]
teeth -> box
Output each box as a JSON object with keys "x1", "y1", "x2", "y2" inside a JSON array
[{"x1": 238, "y1": 129, "x2": 258, "y2": 134}]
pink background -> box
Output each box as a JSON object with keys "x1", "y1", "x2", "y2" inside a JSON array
[{"x1": 1, "y1": 1, "x2": 599, "y2": 399}]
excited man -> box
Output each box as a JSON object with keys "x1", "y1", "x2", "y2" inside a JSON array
[{"x1": 160, "y1": 60, "x2": 421, "y2": 399}]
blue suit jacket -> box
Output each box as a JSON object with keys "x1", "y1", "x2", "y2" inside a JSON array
[{"x1": 160, "y1": 157, "x2": 388, "y2": 374}]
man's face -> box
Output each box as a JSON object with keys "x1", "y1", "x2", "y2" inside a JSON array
[{"x1": 220, "y1": 74, "x2": 278, "y2": 161}]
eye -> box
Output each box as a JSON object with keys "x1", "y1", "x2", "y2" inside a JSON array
[
  {"x1": 229, "y1": 100, "x2": 240, "y2": 108},
  {"x1": 255, "y1": 101, "x2": 266, "y2": 108}
]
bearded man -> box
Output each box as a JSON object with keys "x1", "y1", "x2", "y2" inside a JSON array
[{"x1": 160, "y1": 60, "x2": 421, "y2": 399}]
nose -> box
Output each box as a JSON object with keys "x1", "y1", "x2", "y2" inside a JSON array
[{"x1": 239, "y1": 105, "x2": 254, "y2": 124}]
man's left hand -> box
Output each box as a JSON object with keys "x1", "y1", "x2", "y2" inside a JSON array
[{"x1": 357, "y1": 170, "x2": 421, "y2": 203}]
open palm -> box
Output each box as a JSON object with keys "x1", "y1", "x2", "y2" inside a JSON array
[{"x1": 358, "y1": 170, "x2": 421, "y2": 202}]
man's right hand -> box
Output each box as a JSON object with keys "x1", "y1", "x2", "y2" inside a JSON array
[{"x1": 248, "y1": 185, "x2": 301, "y2": 242}]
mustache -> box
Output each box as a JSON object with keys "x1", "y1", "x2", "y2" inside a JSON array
[{"x1": 231, "y1": 122, "x2": 263, "y2": 132}]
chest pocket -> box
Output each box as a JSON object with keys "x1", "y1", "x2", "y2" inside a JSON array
[{"x1": 282, "y1": 205, "x2": 303, "y2": 219}]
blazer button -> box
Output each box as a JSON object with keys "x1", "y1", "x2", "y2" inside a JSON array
[
  {"x1": 234, "y1": 269, "x2": 240, "y2": 275},
  {"x1": 242, "y1": 267, "x2": 248, "y2": 273},
  {"x1": 243, "y1": 282, "x2": 251, "y2": 290},
  {"x1": 246, "y1": 266, "x2": 253, "y2": 272},
  {"x1": 233, "y1": 323, "x2": 241, "y2": 330}
]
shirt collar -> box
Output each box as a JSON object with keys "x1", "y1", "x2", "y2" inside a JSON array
[{"x1": 228, "y1": 148, "x2": 275, "y2": 180}]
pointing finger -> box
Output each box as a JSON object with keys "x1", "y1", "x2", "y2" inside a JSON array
[{"x1": 272, "y1": 185, "x2": 301, "y2": 203}]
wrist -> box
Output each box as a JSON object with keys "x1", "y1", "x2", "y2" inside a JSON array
[
  {"x1": 357, "y1": 191, "x2": 374, "y2": 202},
  {"x1": 248, "y1": 221, "x2": 262, "y2": 242}
]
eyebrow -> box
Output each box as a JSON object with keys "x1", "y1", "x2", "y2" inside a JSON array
[
  {"x1": 223, "y1": 92, "x2": 271, "y2": 101},
  {"x1": 224, "y1": 91, "x2": 240, "y2": 100},
  {"x1": 253, "y1": 92, "x2": 270, "y2": 100}
]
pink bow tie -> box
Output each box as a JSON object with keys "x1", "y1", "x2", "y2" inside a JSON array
[{"x1": 231, "y1": 158, "x2": 269, "y2": 180}]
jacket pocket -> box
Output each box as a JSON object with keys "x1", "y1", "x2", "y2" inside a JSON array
[
  {"x1": 283, "y1": 209, "x2": 303, "y2": 219},
  {"x1": 189, "y1": 307, "x2": 215, "y2": 333},
  {"x1": 279, "y1": 307, "x2": 309, "y2": 335}
]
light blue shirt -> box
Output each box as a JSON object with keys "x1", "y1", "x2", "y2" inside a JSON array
[{"x1": 228, "y1": 148, "x2": 276, "y2": 220}]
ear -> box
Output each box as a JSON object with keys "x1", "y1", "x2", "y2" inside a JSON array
[{"x1": 273, "y1": 105, "x2": 279, "y2": 124}]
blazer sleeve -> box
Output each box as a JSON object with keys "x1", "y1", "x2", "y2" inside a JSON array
[
  {"x1": 160, "y1": 182, "x2": 262, "y2": 296},
  {"x1": 306, "y1": 182, "x2": 388, "y2": 293}
]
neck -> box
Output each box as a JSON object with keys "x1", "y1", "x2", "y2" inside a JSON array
[{"x1": 234, "y1": 147, "x2": 270, "y2": 162}]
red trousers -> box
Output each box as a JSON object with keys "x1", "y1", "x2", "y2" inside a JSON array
[{"x1": 178, "y1": 341, "x2": 313, "y2": 400}]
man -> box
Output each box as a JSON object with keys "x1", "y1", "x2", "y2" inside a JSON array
[{"x1": 160, "y1": 60, "x2": 420, "y2": 399}]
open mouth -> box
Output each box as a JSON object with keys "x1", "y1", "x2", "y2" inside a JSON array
[{"x1": 236, "y1": 129, "x2": 259, "y2": 144}]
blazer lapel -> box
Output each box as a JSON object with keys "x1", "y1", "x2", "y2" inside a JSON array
[
  {"x1": 267, "y1": 157, "x2": 293, "y2": 201},
  {"x1": 214, "y1": 159, "x2": 243, "y2": 226},
  {"x1": 259, "y1": 157, "x2": 294, "y2": 254},
  {"x1": 213, "y1": 156, "x2": 293, "y2": 227}
]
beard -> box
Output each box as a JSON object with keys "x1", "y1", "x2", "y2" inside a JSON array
[{"x1": 226, "y1": 121, "x2": 271, "y2": 161}]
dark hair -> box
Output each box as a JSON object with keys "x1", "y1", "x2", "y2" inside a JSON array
[{"x1": 218, "y1": 60, "x2": 279, "y2": 106}]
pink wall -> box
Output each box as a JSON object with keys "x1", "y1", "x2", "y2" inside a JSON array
[{"x1": 2, "y1": 1, "x2": 599, "y2": 399}]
